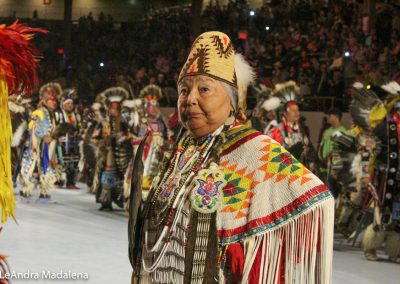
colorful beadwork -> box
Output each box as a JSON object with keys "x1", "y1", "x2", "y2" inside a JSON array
[{"x1": 190, "y1": 163, "x2": 227, "y2": 214}]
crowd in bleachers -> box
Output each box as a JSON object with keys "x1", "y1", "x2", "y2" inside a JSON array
[{"x1": 2, "y1": 0, "x2": 400, "y2": 110}]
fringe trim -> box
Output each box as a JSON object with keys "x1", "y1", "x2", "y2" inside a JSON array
[
  {"x1": 240, "y1": 198, "x2": 334, "y2": 284},
  {"x1": 0, "y1": 78, "x2": 15, "y2": 223}
]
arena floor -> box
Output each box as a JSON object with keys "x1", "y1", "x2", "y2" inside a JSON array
[{"x1": 1, "y1": 184, "x2": 399, "y2": 284}]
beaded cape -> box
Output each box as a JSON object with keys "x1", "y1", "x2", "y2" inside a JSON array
[
  {"x1": 129, "y1": 123, "x2": 334, "y2": 283},
  {"x1": 217, "y1": 123, "x2": 331, "y2": 239}
]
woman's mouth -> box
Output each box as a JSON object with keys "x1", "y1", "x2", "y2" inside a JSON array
[{"x1": 186, "y1": 112, "x2": 204, "y2": 119}]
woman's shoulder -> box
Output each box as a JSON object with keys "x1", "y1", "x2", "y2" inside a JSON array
[{"x1": 222, "y1": 123, "x2": 282, "y2": 157}]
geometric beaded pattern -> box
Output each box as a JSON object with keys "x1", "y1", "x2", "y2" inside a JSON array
[
  {"x1": 217, "y1": 124, "x2": 332, "y2": 244},
  {"x1": 258, "y1": 137, "x2": 314, "y2": 185},
  {"x1": 219, "y1": 160, "x2": 259, "y2": 220}
]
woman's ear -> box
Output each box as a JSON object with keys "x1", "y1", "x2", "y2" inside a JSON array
[{"x1": 225, "y1": 109, "x2": 236, "y2": 126}]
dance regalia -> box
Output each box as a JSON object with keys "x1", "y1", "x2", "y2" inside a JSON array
[
  {"x1": 55, "y1": 107, "x2": 81, "y2": 186},
  {"x1": 127, "y1": 84, "x2": 168, "y2": 200},
  {"x1": 373, "y1": 113, "x2": 400, "y2": 228},
  {"x1": 331, "y1": 84, "x2": 383, "y2": 239},
  {"x1": 20, "y1": 106, "x2": 58, "y2": 197},
  {"x1": 8, "y1": 96, "x2": 32, "y2": 184},
  {"x1": 130, "y1": 123, "x2": 334, "y2": 283},
  {"x1": 268, "y1": 118, "x2": 314, "y2": 166},
  {"x1": 329, "y1": 130, "x2": 358, "y2": 194},
  {"x1": 261, "y1": 81, "x2": 316, "y2": 168},
  {"x1": 337, "y1": 82, "x2": 400, "y2": 261},
  {"x1": 334, "y1": 128, "x2": 377, "y2": 236},
  {"x1": 362, "y1": 109, "x2": 400, "y2": 262},
  {"x1": 137, "y1": 116, "x2": 168, "y2": 192},
  {"x1": 78, "y1": 101, "x2": 108, "y2": 193},
  {"x1": 124, "y1": 115, "x2": 168, "y2": 204},
  {"x1": 98, "y1": 87, "x2": 132, "y2": 210},
  {"x1": 112, "y1": 119, "x2": 133, "y2": 197},
  {"x1": 88, "y1": 116, "x2": 107, "y2": 198}
]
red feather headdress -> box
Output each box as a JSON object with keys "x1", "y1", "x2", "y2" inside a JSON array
[
  {"x1": 0, "y1": 21, "x2": 48, "y2": 96},
  {"x1": 0, "y1": 21, "x2": 47, "y2": 223}
]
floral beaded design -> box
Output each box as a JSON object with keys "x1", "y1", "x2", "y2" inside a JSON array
[{"x1": 190, "y1": 163, "x2": 227, "y2": 214}]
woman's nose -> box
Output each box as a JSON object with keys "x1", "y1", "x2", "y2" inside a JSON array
[{"x1": 187, "y1": 88, "x2": 199, "y2": 105}]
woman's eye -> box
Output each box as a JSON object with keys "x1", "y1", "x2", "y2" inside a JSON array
[
  {"x1": 199, "y1": 87, "x2": 209, "y2": 94},
  {"x1": 180, "y1": 88, "x2": 188, "y2": 96}
]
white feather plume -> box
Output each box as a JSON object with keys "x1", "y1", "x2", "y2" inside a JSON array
[
  {"x1": 107, "y1": 95, "x2": 124, "y2": 103},
  {"x1": 20, "y1": 98, "x2": 32, "y2": 105},
  {"x1": 253, "y1": 84, "x2": 269, "y2": 95},
  {"x1": 91, "y1": 102, "x2": 102, "y2": 110},
  {"x1": 274, "y1": 81, "x2": 298, "y2": 92},
  {"x1": 133, "y1": 112, "x2": 140, "y2": 128},
  {"x1": 11, "y1": 121, "x2": 27, "y2": 147},
  {"x1": 234, "y1": 53, "x2": 256, "y2": 110},
  {"x1": 381, "y1": 81, "x2": 400, "y2": 95},
  {"x1": 102, "y1": 87, "x2": 129, "y2": 105},
  {"x1": 8, "y1": 100, "x2": 25, "y2": 113},
  {"x1": 350, "y1": 154, "x2": 362, "y2": 176},
  {"x1": 78, "y1": 140, "x2": 85, "y2": 172},
  {"x1": 271, "y1": 81, "x2": 299, "y2": 103},
  {"x1": 262, "y1": 96, "x2": 281, "y2": 111},
  {"x1": 122, "y1": 99, "x2": 142, "y2": 109}
]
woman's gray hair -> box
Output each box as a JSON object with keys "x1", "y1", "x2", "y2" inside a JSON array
[
  {"x1": 223, "y1": 82, "x2": 239, "y2": 111},
  {"x1": 177, "y1": 78, "x2": 239, "y2": 111}
]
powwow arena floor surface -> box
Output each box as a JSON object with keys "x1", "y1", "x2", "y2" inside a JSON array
[{"x1": 1, "y1": 184, "x2": 399, "y2": 283}]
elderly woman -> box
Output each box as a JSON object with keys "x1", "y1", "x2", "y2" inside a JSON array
[{"x1": 129, "y1": 32, "x2": 334, "y2": 284}]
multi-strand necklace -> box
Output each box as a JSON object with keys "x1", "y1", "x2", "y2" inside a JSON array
[
  {"x1": 142, "y1": 126, "x2": 223, "y2": 274},
  {"x1": 150, "y1": 135, "x2": 211, "y2": 223}
]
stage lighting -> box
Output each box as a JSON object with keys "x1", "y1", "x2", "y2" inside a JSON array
[
  {"x1": 99, "y1": 62, "x2": 105, "y2": 67},
  {"x1": 265, "y1": 26, "x2": 270, "y2": 31},
  {"x1": 249, "y1": 11, "x2": 255, "y2": 17}
]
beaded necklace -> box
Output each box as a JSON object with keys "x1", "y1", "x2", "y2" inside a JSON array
[
  {"x1": 142, "y1": 126, "x2": 223, "y2": 273},
  {"x1": 149, "y1": 134, "x2": 212, "y2": 225}
]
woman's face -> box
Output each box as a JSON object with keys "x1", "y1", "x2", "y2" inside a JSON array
[{"x1": 178, "y1": 75, "x2": 233, "y2": 138}]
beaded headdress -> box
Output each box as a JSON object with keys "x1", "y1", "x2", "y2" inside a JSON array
[
  {"x1": 59, "y1": 88, "x2": 77, "y2": 106},
  {"x1": 39, "y1": 82, "x2": 62, "y2": 101},
  {"x1": 178, "y1": 31, "x2": 255, "y2": 111},
  {"x1": 102, "y1": 87, "x2": 129, "y2": 109},
  {"x1": 262, "y1": 81, "x2": 300, "y2": 113},
  {"x1": 139, "y1": 84, "x2": 162, "y2": 108}
]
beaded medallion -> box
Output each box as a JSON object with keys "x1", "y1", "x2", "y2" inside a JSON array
[
  {"x1": 190, "y1": 163, "x2": 227, "y2": 214},
  {"x1": 178, "y1": 144, "x2": 196, "y2": 170},
  {"x1": 157, "y1": 173, "x2": 181, "y2": 204}
]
